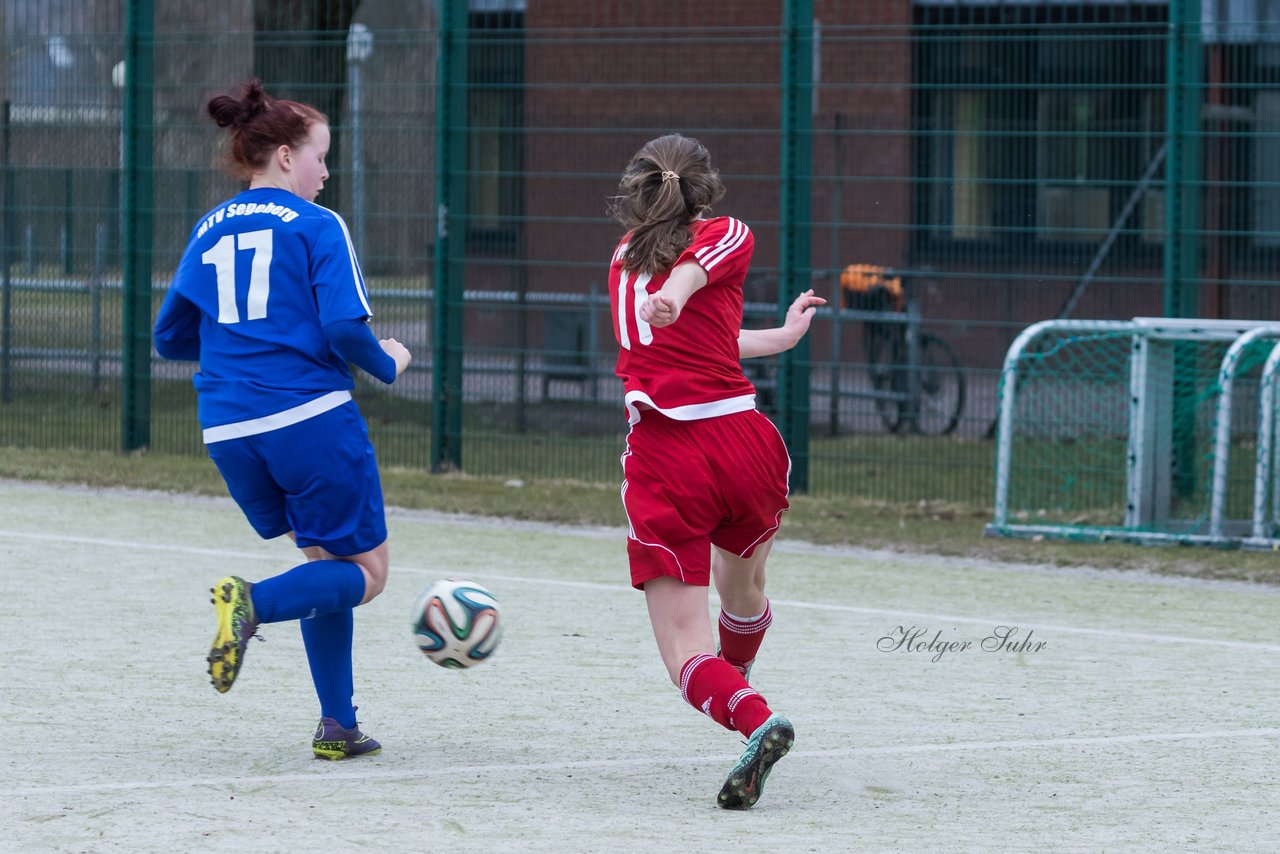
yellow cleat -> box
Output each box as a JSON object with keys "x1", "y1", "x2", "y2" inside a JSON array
[{"x1": 207, "y1": 575, "x2": 258, "y2": 693}]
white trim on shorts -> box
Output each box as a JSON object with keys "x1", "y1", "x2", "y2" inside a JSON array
[
  {"x1": 202, "y1": 390, "x2": 353, "y2": 444},
  {"x1": 623, "y1": 390, "x2": 757, "y2": 425}
]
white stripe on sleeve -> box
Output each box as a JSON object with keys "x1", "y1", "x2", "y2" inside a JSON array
[
  {"x1": 694, "y1": 218, "x2": 749, "y2": 272},
  {"x1": 328, "y1": 209, "x2": 373, "y2": 317}
]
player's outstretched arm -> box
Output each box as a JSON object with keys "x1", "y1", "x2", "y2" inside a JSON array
[
  {"x1": 738, "y1": 289, "x2": 826, "y2": 359},
  {"x1": 639, "y1": 261, "x2": 708, "y2": 328}
]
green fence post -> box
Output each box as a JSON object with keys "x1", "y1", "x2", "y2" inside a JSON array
[
  {"x1": 1165, "y1": 0, "x2": 1204, "y2": 499},
  {"x1": 1164, "y1": 0, "x2": 1203, "y2": 320},
  {"x1": 2, "y1": 101, "x2": 11, "y2": 406},
  {"x1": 779, "y1": 0, "x2": 814, "y2": 492},
  {"x1": 121, "y1": 0, "x2": 154, "y2": 452},
  {"x1": 432, "y1": 0, "x2": 468, "y2": 472}
]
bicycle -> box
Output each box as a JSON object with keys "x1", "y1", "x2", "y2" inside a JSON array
[{"x1": 839, "y1": 264, "x2": 966, "y2": 436}]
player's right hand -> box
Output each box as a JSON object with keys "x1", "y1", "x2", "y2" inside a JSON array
[
  {"x1": 380, "y1": 337, "x2": 412, "y2": 377},
  {"x1": 640, "y1": 291, "x2": 679, "y2": 327}
]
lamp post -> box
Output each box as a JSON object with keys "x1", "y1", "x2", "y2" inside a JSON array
[{"x1": 347, "y1": 23, "x2": 373, "y2": 263}]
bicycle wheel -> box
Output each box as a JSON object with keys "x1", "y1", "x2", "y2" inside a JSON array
[
  {"x1": 744, "y1": 358, "x2": 777, "y2": 416},
  {"x1": 911, "y1": 333, "x2": 966, "y2": 436},
  {"x1": 865, "y1": 323, "x2": 906, "y2": 433}
]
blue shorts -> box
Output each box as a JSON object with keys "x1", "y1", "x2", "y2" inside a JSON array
[{"x1": 206, "y1": 401, "x2": 387, "y2": 557}]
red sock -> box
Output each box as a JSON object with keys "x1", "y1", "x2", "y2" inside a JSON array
[
  {"x1": 718, "y1": 600, "x2": 772, "y2": 672},
  {"x1": 680, "y1": 653, "x2": 772, "y2": 737}
]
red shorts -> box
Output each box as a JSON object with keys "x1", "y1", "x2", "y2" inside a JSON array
[{"x1": 620, "y1": 408, "x2": 791, "y2": 590}]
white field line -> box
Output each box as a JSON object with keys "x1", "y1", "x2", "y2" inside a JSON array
[
  {"x1": 3, "y1": 529, "x2": 1279, "y2": 654},
  {"x1": 14, "y1": 727, "x2": 1280, "y2": 797},
  {"x1": 7, "y1": 478, "x2": 1279, "y2": 594}
]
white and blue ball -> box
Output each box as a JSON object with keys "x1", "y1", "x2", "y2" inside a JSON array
[{"x1": 412, "y1": 578, "x2": 502, "y2": 669}]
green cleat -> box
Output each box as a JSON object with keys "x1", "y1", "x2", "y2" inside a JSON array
[
  {"x1": 717, "y1": 713, "x2": 794, "y2": 810},
  {"x1": 207, "y1": 575, "x2": 258, "y2": 694}
]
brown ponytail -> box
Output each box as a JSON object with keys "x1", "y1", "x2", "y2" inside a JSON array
[{"x1": 608, "y1": 134, "x2": 725, "y2": 274}]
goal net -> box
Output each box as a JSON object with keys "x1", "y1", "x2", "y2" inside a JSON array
[{"x1": 987, "y1": 318, "x2": 1280, "y2": 546}]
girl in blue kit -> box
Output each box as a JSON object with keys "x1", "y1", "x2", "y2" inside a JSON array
[{"x1": 154, "y1": 79, "x2": 410, "y2": 760}]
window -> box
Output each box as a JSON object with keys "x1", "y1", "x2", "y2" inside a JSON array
[
  {"x1": 1254, "y1": 91, "x2": 1280, "y2": 246},
  {"x1": 913, "y1": 3, "x2": 1166, "y2": 256},
  {"x1": 467, "y1": 9, "x2": 524, "y2": 254}
]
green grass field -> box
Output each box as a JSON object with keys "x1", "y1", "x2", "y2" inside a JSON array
[
  {"x1": 1, "y1": 444, "x2": 1277, "y2": 586},
  {"x1": 0, "y1": 374, "x2": 1002, "y2": 504}
]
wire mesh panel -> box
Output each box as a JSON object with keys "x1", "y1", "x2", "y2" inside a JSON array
[
  {"x1": 0, "y1": 1, "x2": 440, "y2": 466},
  {"x1": 6, "y1": 1, "x2": 1280, "y2": 515},
  {"x1": 447, "y1": 5, "x2": 789, "y2": 482},
  {"x1": 1244, "y1": 339, "x2": 1280, "y2": 547},
  {"x1": 2, "y1": 4, "x2": 124, "y2": 450},
  {"x1": 1206, "y1": 326, "x2": 1280, "y2": 537},
  {"x1": 993, "y1": 323, "x2": 1136, "y2": 532},
  {"x1": 989, "y1": 318, "x2": 1276, "y2": 545}
]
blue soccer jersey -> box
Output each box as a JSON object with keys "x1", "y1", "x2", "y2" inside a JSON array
[{"x1": 155, "y1": 187, "x2": 374, "y2": 439}]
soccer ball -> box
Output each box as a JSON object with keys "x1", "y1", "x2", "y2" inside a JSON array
[{"x1": 411, "y1": 578, "x2": 502, "y2": 669}]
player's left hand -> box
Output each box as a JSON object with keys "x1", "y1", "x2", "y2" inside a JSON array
[
  {"x1": 783, "y1": 289, "x2": 826, "y2": 339},
  {"x1": 380, "y1": 337, "x2": 412, "y2": 378}
]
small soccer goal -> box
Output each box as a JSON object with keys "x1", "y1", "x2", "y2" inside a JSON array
[{"x1": 986, "y1": 317, "x2": 1280, "y2": 547}]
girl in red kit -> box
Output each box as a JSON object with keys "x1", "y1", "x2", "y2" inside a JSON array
[{"x1": 607, "y1": 133, "x2": 824, "y2": 809}]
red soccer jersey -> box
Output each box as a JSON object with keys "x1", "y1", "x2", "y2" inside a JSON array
[{"x1": 609, "y1": 216, "x2": 758, "y2": 424}]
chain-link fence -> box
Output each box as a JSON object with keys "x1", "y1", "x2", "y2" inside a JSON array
[{"x1": 1, "y1": 1, "x2": 1276, "y2": 506}]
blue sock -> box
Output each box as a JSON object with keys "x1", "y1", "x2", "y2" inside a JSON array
[
  {"x1": 249, "y1": 559, "x2": 366, "y2": 624},
  {"x1": 301, "y1": 608, "x2": 356, "y2": 728}
]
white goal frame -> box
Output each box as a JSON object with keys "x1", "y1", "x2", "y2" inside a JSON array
[{"x1": 988, "y1": 317, "x2": 1278, "y2": 547}]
